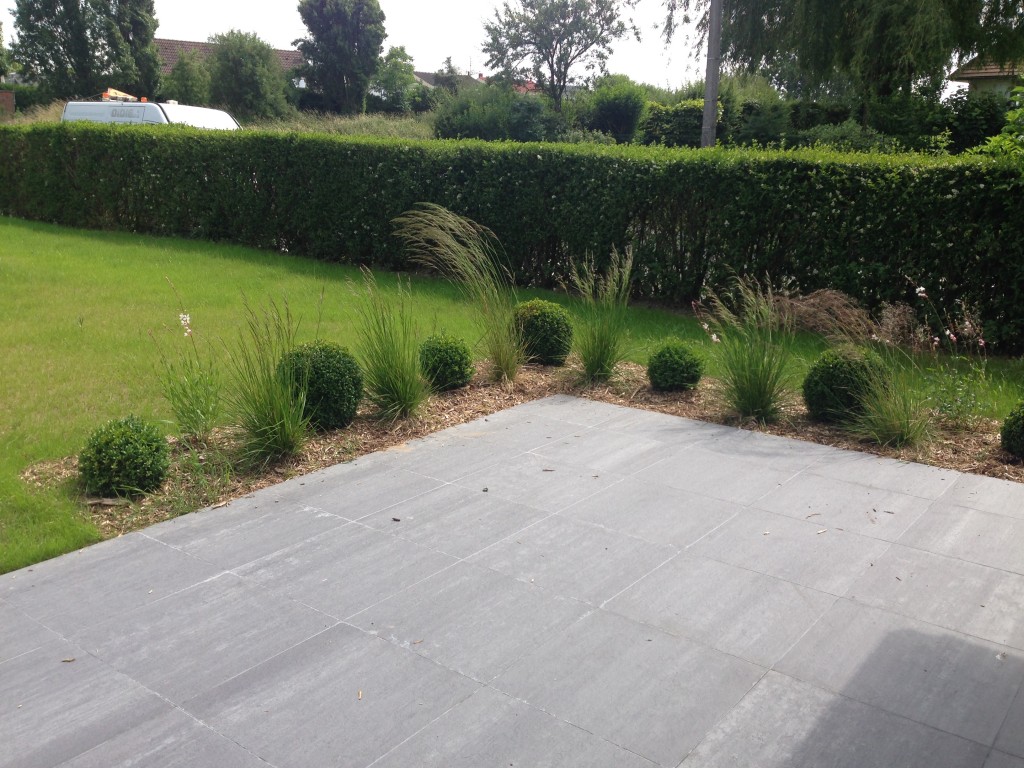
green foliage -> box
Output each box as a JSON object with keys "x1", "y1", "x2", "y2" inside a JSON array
[
  {"x1": 434, "y1": 84, "x2": 559, "y2": 141},
  {"x1": 368, "y1": 46, "x2": 417, "y2": 114},
  {"x1": 0, "y1": 22, "x2": 11, "y2": 79},
  {"x1": 929, "y1": 357, "x2": 987, "y2": 430},
  {"x1": 207, "y1": 30, "x2": 292, "y2": 120},
  {"x1": 296, "y1": 0, "x2": 387, "y2": 114},
  {"x1": 586, "y1": 76, "x2": 647, "y2": 143},
  {"x1": 278, "y1": 340, "x2": 363, "y2": 430},
  {"x1": 945, "y1": 89, "x2": 1009, "y2": 153},
  {"x1": 354, "y1": 270, "x2": 428, "y2": 420},
  {"x1": 514, "y1": 298, "x2": 573, "y2": 366},
  {"x1": 158, "y1": 325, "x2": 222, "y2": 443},
  {"x1": 640, "y1": 100, "x2": 706, "y2": 147},
  {"x1": 483, "y1": 0, "x2": 630, "y2": 110},
  {"x1": 13, "y1": 0, "x2": 160, "y2": 98},
  {"x1": 8, "y1": 84, "x2": 49, "y2": 112},
  {"x1": 4, "y1": 124, "x2": 1024, "y2": 350},
  {"x1": 1001, "y1": 402, "x2": 1024, "y2": 458},
  {"x1": 78, "y1": 415, "x2": 169, "y2": 497},
  {"x1": 571, "y1": 247, "x2": 633, "y2": 383},
  {"x1": 851, "y1": 366, "x2": 932, "y2": 449},
  {"x1": 979, "y1": 86, "x2": 1024, "y2": 158},
  {"x1": 419, "y1": 333, "x2": 475, "y2": 391},
  {"x1": 647, "y1": 340, "x2": 703, "y2": 392},
  {"x1": 705, "y1": 277, "x2": 796, "y2": 422},
  {"x1": 224, "y1": 299, "x2": 308, "y2": 468},
  {"x1": 395, "y1": 203, "x2": 524, "y2": 384},
  {"x1": 161, "y1": 51, "x2": 211, "y2": 106},
  {"x1": 802, "y1": 346, "x2": 882, "y2": 423},
  {"x1": 790, "y1": 119, "x2": 903, "y2": 153}
]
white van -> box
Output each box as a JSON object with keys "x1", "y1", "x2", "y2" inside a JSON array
[{"x1": 61, "y1": 101, "x2": 240, "y2": 130}]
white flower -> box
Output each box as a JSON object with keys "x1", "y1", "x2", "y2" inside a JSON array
[
  {"x1": 702, "y1": 322, "x2": 710, "y2": 331},
  {"x1": 711, "y1": 333, "x2": 721, "y2": 344},
  {"x1": 915, "y1": 287, "x2": 927, "y2": 298}
]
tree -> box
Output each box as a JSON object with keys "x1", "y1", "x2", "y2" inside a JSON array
[
  {"x1": 295, "y1": 0, "x2": 387, "y2": 114},
  {"x1": 369, "y1": 46, "x2": 417, "y2": 113},
  {"x1": 483, "y1": 0, "x2": 633, "y2": 111},
  {"x1": 0, "y1": 22, "x2": 11, "y2": 79},
  {"x1": 12, "y1": 0, "x2": 160, "y2": 98},
  {"x1": 663, "y1": 0, "x2": 1024, "y2": 101},
  {"x1": 206, "y1": 30, "x2": 291, "y2": 120},
  {"x1": 161, "y1": 51, "x2": 211, "y2": 105}
]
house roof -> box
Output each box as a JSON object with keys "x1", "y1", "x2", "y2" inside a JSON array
[
  {"x1": 413, "y1": 71, "x2": 487, "y2": 90},
  {"x1": 950, "y1": 57, "x2": 1019, "y2": 82},
  {"x1": 154, "y1": 38, "x2": 304, "y2": 77}
]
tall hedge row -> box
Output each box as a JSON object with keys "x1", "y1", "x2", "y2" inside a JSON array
[{"x1": 1, "y1": 123, "x2": 1023, "y2": 349}]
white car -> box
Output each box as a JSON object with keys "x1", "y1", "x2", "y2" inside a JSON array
[{"x1": 61, "y1": 101, "x2": 240, "y2": 130}]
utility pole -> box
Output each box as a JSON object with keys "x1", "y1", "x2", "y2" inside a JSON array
[{"x1": 701, "y1": 0, "x2": 723, "y2": 148}]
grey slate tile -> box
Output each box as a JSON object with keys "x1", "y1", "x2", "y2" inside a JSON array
[
  {"x1": 846, "y1": 543, "x2": 1024, "y2": 650},
  {"x1": 809, "y1": 452, "x2": 959, "y2": 500},
  {"x1": 632, "y1": 447, "x2": 796, "y2": 506},
  {"x1": 753, "y1": 472, "x2": 931, "y2": 541},
  {"x1": 55, "y1": 707, "x2": 271, "y2": 767},
  {"x1": 776, "y1": 599, "x2": 1024, "y2": 746},
  {"x1": 944, "y1": 474, "x2": 1024, "y2": 518},
  {"x1": 898, "y1": 502, "x2": 1024, "y2": 575},
  {"x1": 455, "y1": 452, "x2": 624, "y2": 513},
  {"x1": 507, "y1": 394, "x2": 621, "y2": 427},
  {"x1": 382, "y1": 433, "x2": 522, "y2": 482},
  {"x1": 358, "y1": 483, "x2": 549, "y2": 559},
  {"x1": 697, "y1": 428, "x2": 840, "y2": 474},
  {"x1": 0, "y1": 640, "x2": 170, "y2": 768},
  {"x1": 351, "y1": 561, "x2": 589, "y2": 681},
  {"x1": 606, "y1": 554, "x2": 836, "y2": 666},
  {"x1": 301, "y1": 467, "x2": 446, "y2": 521},
  {"x1": 184, "y1": 624, "x2": 479, "y2": 768},
  {"x1": 686, "y1": 508, "x2": 889, "y2": 595},
  {"x1": 468, "y1": 514, "x2": 677, "y2": 606},
  {"x1": 0, "y1": 599, "x2": 59, "y2": 664},
  {"x1": 372, "y1": 686, "x2": 656, "y2": 768},
  {"x1": 530, "y1": 427, "x2": 672, "y2": 475},
  {"x1": 70, "y1": 573, "x2": 335, "y2": 703},
  {"x1": 595, "y1": 407, "x2": 732, "y2": 447},
  {"x1": 986, "y1": 753, "x2": 1024, "y2": 768},
  {"x1": 1, "y1": 534, "x2": 221, "y2": 635},
  {"x1": 559, "y1": 475, "x2": 742, "y2": 549},
  {"x1": 995, "y1": 681, "x2": 1024, "y2": 758},
  {"x1": 492, "y1": 610, "x2": 764, "y2": 767},
  {"x1": 147, "y1": 502, "x2": 347, "y2": 570},
  {"x1": 682, "y1": 671, "x2": 988, "y2": 768},
  {"x1": 234, "y1": 523, "x2": 457, "y2": 619}
]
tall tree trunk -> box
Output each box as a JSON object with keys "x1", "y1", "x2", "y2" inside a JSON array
[{"x1": 701, "y1": 0, "x2": 723, "y2": 148}]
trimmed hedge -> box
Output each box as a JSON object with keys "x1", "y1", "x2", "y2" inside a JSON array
[
  {"x1": 2, "y1": 123, "x2": 1023, "y2": 349},
  {"x1": 514, "y1": 299, "x2": 573, "y2": 366}
]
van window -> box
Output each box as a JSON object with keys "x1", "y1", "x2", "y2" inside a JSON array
[{"x1": 159, "y1": 104, "x2": 240, "y2": 130}]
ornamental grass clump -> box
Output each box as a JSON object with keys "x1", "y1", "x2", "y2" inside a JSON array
[
  {"x1": 850, "y1": 364, "x2": 932, "y2": 449},
  {"x1": 79, "y1": 415, "x2": 169, "y2": 497},
  {"x1": 394, "y1": 203, "x2": 523, "y2": 384},
  {"x1": 703, "y1": 276, "x2": 796, "y2": 423},
  {"x1": 514, "y1": 299, "x2": 573, "y2": 366},
  {"x1": 278, "y1": 340, "x2": 363, "y2": 430},
  {"x1": 420, "y1": 333, "x2": 475, "y2": 392},
  {"x1": 354, "y1": 269, "x2": 429, "y2": 421},
  {"x1": 223, "y1": 298, "x2": 309, "y2": 469},
  {"x1": 647, "y1": 340, "x2": 704, "y2": 392},
  {"x1": 570, "y1": 247, "x2": 633, "y2": 383}
]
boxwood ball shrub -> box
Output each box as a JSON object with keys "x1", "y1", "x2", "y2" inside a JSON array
[
  {"x1": 802, "y1": 346, "x2": 883, "y2": 423},
  {"x1": 1001, "y1": 403, "x2": 1024, "y2": 458},
  {"x1": 78, "y1": 415, "x2": 170, "y2": 497},
  {"x1": 647, "y1": 340, "x2": 704, "y2": 392},
  {"x1": 420, "y1": 333, "x2": 475, "y2": 391},
  {"x1": 514, "y1": 299, "x2": 573, "y2": 366},
  {"x1": 278, "y1": 340, "x2": 363, "y2": 430}
]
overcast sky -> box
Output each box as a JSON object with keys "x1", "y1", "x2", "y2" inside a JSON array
[{"x1": 2, "y1": 0, "x2": 705, "y2": 89}]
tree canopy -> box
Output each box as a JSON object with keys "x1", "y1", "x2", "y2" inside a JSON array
[
  {"x1": 369, "y1": 45, "x2": 417, "y2": 113},
  {"x1": 161, "y1": 50, "x2": 211, "y2": 105},
  {"x1": 12, "y1": 0, "x2": 161, "y2": 98},
  {"x1": 663, "y1": 0, "x2": 1024, "y2": 98},
  {"x1": 206, "y1": 30, "x2": 292, "y2": 120},
  {"x1": 0, "y1": 22, "x2": 11, "y2": 79},
  {"x1": 483, "y1": 0, "x2": 634, "y2": 110},
  {"x1": 295, "y1": 0, "x2": 387, "y2": 114}
]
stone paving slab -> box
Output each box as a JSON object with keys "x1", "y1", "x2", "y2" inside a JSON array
[{"x1": 2, "y1": 394, "x2": 1023, "y2": 767}]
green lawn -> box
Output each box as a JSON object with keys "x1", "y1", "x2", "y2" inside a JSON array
[{"x1": 2, "y1": 216, "x2": 1021, "y2": 573}]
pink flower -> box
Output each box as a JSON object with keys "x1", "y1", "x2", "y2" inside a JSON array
[{"x1": 979, "y1": 339, "x2": 987, "y2": 349}]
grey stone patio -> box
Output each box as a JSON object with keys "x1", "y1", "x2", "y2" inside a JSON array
[{"x1": 3, "y1": 394, "x2": 1024, "y2": 767}]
